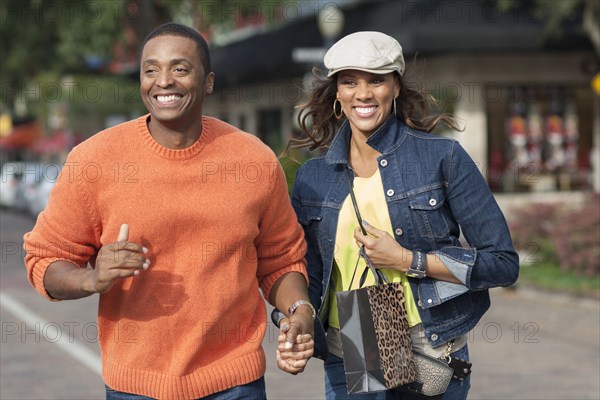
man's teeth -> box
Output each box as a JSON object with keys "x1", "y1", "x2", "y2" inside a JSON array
[
  {"x1": 355, "y1": 106, "x2": 376, "y2": 115},
  {"x1": 157, "y1": 95, "x2": 181, "y2": 102}
]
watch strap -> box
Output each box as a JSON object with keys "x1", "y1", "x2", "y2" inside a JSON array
[{"x1": 407, "y1": 251, "x2": 427, "y2": 279}]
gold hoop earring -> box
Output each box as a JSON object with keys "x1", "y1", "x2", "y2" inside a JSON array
[
  {"x1": 333, "y1": 98, "x2": 343, "y2": 119},
  {"x1": 393, "y1": 98, "x2": 398, "y2": 117}
]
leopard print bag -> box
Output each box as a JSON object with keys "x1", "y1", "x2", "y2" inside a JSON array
[{"x1": 336, "y1": 270, "x2": 416, "y2": 394}]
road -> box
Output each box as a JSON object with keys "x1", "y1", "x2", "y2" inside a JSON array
[{"x1": 1, "y1": 210, "x2": 599, "y2": 399}]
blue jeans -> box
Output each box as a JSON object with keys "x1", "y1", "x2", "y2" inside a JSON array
[
  {"x1": 324, "y1": 346, "x2": 470, "y2": 400},
  {"x1": 105, "y1": 377, "x2": 267, "y2": 400}
]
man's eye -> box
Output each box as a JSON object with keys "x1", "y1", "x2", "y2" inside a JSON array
[{"x1": 174, "y1": 67, "x2": 188, "y2": 73}]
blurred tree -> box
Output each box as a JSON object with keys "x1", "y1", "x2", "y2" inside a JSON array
[
  {"x1": 0, "y1": 0, "x2": 181, "y2": 118},
  {"x1": 1, "y1": 0, "x2": 281, "y2": 111},
  {"x1": 0, "y1": 0, "x2": 281, "y2": 71},
  {"x1": 497, "y1": 0, "x2": 599, "y2": 55},
  {"x1": 1, "y1": 1, "x2": 122, "y2": 110}
]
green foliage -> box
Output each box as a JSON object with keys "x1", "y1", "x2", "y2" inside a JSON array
[
  {"x1": 278, "y1": 149, "x2": 310, "y2": 194},
  {"x1": 55, "y1": 1, "x2": 122, "y2": 71},
  {"x1": 1, "y1": 0, "x2": 122, "y2": 83},
  {"x1": 498, "y1": 0, "x2": 582, "y2": 22},
  {"x1": 29, "y1": 72, "x2": 144, "y2": 136},
  {"x1": 496, "y1": 0, "x2": 599, "y2": 54},
  {"x1": 1, "y1": 0, "x2": 60, "y2": 87},
  {"x1": 519, "y1": 261, "x2": 600, "y2": 297},
  {"x1": 165, "y1": 0, "x2": 283, "y2": 27}
]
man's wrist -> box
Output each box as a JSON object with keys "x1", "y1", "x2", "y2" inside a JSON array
[
  {"x1": 81, "y1": 269, "x2": 100, "y2": 294},
  {"x1": 288, "y1": 299, "x2": 316, "y2": 319}
]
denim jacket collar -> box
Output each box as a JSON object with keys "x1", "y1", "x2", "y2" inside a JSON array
[{"x1": 324, "y1": 114, "x2": 408, "y2": 165}]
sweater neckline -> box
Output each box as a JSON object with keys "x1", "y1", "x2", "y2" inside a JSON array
[{"x1": 137, "y1": 115, "x2": 211, "y2": 160}]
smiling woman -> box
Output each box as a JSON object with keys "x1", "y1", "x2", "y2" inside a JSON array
[
  {"x1": 285, "y1": 31, "x2": 519, "y2": 400},
  {"x1": 335, "y1": 71, "x2": 399, "y2": 142}
]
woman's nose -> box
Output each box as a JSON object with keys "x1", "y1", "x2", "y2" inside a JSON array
[{"x1": 355, "y1": 81, "x2": 372, "y2": 99}]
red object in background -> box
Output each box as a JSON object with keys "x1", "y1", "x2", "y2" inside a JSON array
[
  {"x1": 30, "y1": 130, "x2": 73, "y2": 155},
  {"x1": 0, "y1": 122, "x2": 41, "y2": 149}
]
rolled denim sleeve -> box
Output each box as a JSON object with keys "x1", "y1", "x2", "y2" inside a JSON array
[
  {"x1": 429, "y1": 252, "x2": 470, "y2": 302},
  {"x1": 439, "y1": 142, "x2": 519, "y2": 291}
]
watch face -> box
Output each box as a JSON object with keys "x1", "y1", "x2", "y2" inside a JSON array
[{"x1": 407, "y1": 269, "x2": 425, "y2": 279}]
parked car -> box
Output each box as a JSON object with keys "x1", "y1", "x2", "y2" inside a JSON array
[
  {"x1": 29, "y1": 164, "x2": 61, "y2": 216},
  {"x1": 13, "y1": 163, "x2": 46, "y2": 214},
  {"x1": 1, "y1": 162, "x2": 28, "y2": 209}
]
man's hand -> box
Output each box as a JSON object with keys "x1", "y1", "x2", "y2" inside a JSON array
[
  {"x1": 88, "y1": 224, "x2": 149, "y2": 293},
  {"x1": 276, "y1": 307, "x2": 314, "y2": 375}
]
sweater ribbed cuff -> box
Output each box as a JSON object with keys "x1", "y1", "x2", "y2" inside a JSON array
[
  {"x1": 27, "y1": 257, "x2": 80, "y2": 302},
  {"x1": 259, "y1": 262, "x2": 309, "y2": 302}
]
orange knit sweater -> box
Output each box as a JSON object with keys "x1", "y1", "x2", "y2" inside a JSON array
[{"x1": 24, "y1": 115, "x2": 307, "y2": 399}]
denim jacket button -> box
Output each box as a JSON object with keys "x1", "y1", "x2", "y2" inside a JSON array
[
  {"x1": 431, "y1": 334, "x2": 439, "y2": 341},
  {"x1": 379, "y1": 159, "x2": 388, "y2": 167},
  {"x1": 429, "y1": 198, "x2": 437, "y2": 206},
  {"x1": 427, "y1": 298, "x2": 433, "y2": 304},
  {"x1": 386, "y1": 189, "x2": 395, "y2": 197},
  {"x1": 394, "y1": 228, "x2": 403, "y2": 236}
]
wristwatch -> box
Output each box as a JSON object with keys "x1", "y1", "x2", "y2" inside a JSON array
[
  {"x1": 288, "y1": 300, "x2": 316, "y2": 319},
  {"x1": 406, "y1": 251, "x2": 427, "y2": 279}
]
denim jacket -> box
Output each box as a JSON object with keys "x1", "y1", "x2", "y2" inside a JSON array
[{"x1": 291, "y1": 115, "x2": 519, "y2": 359}]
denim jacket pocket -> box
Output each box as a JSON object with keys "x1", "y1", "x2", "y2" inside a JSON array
[
  {"x1": 408, "y1": 188, "x2": 450, "y2": 239},
  {"x1": 297, "y1": 204, "x2": 323, "y2": 226}
]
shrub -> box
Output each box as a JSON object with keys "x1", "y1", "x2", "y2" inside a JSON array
[{"x1": 509, "y1": 193, "x2": 600, "y2": 277}]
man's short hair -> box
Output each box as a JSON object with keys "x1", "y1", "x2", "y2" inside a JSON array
[{"x1": 142, "y1": 22, "x2": 211, "y2": 74}]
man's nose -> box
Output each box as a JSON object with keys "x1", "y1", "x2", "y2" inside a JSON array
[{"x1": 156, "y1": 70, "x2": 174, "y2": 88}]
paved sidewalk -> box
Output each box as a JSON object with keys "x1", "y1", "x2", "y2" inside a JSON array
[
  {"x1": 1, "y1": 210, "x2": 599, "y2": 399},
  {"x1": 262, "y1": 287, "x2": 600, "y2": 400}
]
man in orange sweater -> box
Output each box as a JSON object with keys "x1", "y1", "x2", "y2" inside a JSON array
[{"x1": 23, "y1": 23, "x2": 314, "y2": 399}]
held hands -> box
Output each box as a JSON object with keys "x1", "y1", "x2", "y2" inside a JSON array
[
  {"x1": 276, "y1": 308, "x2": 315, "y2": 375},
  {"x1": 354, "y1": 221, "x2": 411, "y2": 272},
  {"x1": 89, "y1": 224, "x2": 150, "y2": 294}
]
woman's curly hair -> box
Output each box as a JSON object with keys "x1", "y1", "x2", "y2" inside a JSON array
[{"x1": 286, "y1": 66, "x2": 462, "y2": 153}]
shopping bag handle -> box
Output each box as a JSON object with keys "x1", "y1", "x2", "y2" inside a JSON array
[{"x1": 345, "y1": 168, "x2": 390, "y2": 288}]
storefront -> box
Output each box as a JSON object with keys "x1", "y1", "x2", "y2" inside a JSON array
[
  {"x1": 204, "y1": 0, "x2": 599, "y2": 195},
  {"x1": 421, "y1": 52, "x2": 599, "y2": 194},
  {"x1": 489, "y1": 83, "x2": 595, "y2": 193}
]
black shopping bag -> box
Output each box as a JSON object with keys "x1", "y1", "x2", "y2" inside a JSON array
[
  {"x1": 337, "y1": 168, "x2": 416, "y2": 394},
  {"x1": 336, "y1": 269, "x2": 415, "y2": 394}
]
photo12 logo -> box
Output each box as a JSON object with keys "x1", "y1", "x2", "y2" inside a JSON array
[{"x1": 1, "y1": 320, "x2": 140, "y2": 344}]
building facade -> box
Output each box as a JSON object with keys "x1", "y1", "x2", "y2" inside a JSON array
[{"x1": 203, "y1": 0, "x2": 599, "y2": 199}]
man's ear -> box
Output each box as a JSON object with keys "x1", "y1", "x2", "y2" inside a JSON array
[{"x1": 205, "y1": 72, "x2": 215, "y2": 94}]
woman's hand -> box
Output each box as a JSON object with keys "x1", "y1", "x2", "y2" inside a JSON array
[{"x1": 353, "y1": 222, "x2": 411, "y2": 272}]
